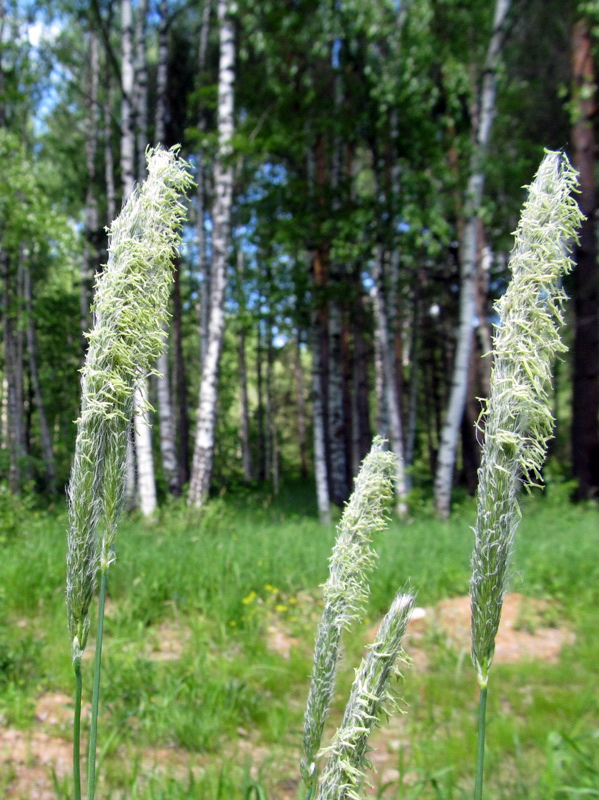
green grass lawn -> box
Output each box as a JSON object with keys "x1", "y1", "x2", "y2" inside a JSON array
[{"x1": 0, "y1": 483, "x2": 597, "y2": 799}]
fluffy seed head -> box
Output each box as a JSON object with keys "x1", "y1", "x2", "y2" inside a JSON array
[
  {"x1": 470, "y1": 151, "x2": 583, "y2": 685},
  {"x1": 302, "y1": 437, "x2": 397, "y2": 786},
  {"x1": 66, "y1": 147, "x2": 193, "y2": 659},
  {"x1": 315, "y1": 593, "x2": 414, "y2": 800}
]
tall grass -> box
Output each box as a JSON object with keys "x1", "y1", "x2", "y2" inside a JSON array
[
  {"x1": 0, "y1": 148, "x2": 586, "y2": 798},
  {"x1": 66, "y1": 146, "x2": 192, "y2": 800}
]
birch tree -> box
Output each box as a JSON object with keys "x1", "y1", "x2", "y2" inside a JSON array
[
  {"x1": 189, "y1": 0, "x2": 235, "y2": 507},
  {"x1": 434, "y1": 0, "x2": 512, "y2": 518},
  {"x1": 372, "y1": 248, "x2": 408, "y2": 516},
  {"x1": 152, "y1": 0, "x2": 181, "y2": 495},
  {"x1": 120, "y1": 0, "x2": 157, "y2": 515}
]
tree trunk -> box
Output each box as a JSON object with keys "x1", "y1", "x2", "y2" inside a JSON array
[
  {"x1": 197, "y1": 0, "x2": 211, "y2": 366},
  {"x1": 189, "y1": 0, "x2": 235, "y2": 507},
  {"x1": 24, "y1": 261, "x2": 56, "y2": 493},
  {"x1": 134, "y1": 383, "x2": 157, "y2": 515},
  {"x1": 237, "y1": 250, "x2": 253, "y2": 482},
  {"x1": 2, "y1": 251, "x2": 24, "y2": 493},
  {"x1": 327, "y1": 288, "x2": 350, "y2": 504},
  {"x1": 405, "y1": 270, "x2": 422, "y2": 471},
  {"x1": 256, "y1": 311, "x2": 266, "y2": 481},
  {"x1": 151, "y1": 0, "x2": 180, "y2": 496},
  {"x1": 122, "y1": 0, "x2": 156, "y2": 515},
  {"x1": 351, "y1": 285, "x2": 372, "y2": 474},
  {"x1": 134, "y1": 0, "x2": 149, "y2": 177},
  {"x1": 294, "y1": 328, "x2": 308, "y2": 480},
  {"x1": 172, "y1": 262, "x2": 190, "y2": 486},
  {"x1": 120, "y1": 0, "x2": 135, "y2": 200},
  {"x1": 104, "y1": 73, "x2": 117, "y2": 224},
  {"x1": 311, "y1": 308, "x2": 331, "y2": 524},
  {"x1": 81, "y1": 30, "x2": 99, "y2": 346},
  {"x1": 571, "y1": 17, "x2": 599, "y2": 500},
  {"x1": 433, "y1": 0, "x2": 511, "y2": 517},
  {"x1": 154, "y1": 0, "x2": 168, "y2": 145},
  {"x1": 373, "y1": 247, "x2": 408, "y2": 516}
]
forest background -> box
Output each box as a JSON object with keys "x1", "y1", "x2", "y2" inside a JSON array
[
  {"x1": 0, "y1": 0, "x2": 597, "y2": 515},
  {"x1": 0, "y1": 0, "x2": 599, "y2": 798}
]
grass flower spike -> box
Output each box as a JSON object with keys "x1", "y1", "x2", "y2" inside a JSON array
[
  {"x1": 67, "y1": 145, "x2": 193, "y2": 657},
  {"x1": 470, "y1": 150, "x2": 583, "y2": 799},
  {"x1": 66, "y1": 146, "x2": 192, "y2": 800},
  {"x1": 315, "y1": 592, "x2": 414, "y2": 800},
  {"x1": 302, "y1": 437, "x2": 397, "y2": 792}
]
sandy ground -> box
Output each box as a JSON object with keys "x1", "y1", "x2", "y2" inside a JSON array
[{"x1": 0, "y1": 593, "x2": 574, "y2": 798}]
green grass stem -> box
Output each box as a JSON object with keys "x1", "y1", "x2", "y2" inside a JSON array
[
  {"x1": 87, "y1": 568, "x2": 107, "y2": 800},
  {"x1": 73, "y1": 655, "x2": 83, "y2": 800},
  {"x1": 474, "y1": 684, "x2": 488, "y2": 800}
]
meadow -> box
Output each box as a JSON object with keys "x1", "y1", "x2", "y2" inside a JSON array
[{"x1": 0, "y1": 481, "x2": 597, "y2": 799}]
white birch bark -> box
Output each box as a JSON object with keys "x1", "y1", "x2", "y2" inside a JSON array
[
  {"x1": 197, "y1": 0, "x2": 211, "y2": 365},
  {"x1": 189, "y1": 0, "x2": 235, "y2": 507},
  {"x1": 433, "y1": 0, "x2": 511, "y2": 518},
  {"x1": 122, "y1": 0, "x2": 156, "y2": 514},
  {"x1": 151, "y1": 0, "x2": 180, "y2": 495},
  {"x1": 311, "y1": 314, "x2": 331, "y2": 524},
  {"x1": 134, "y1": 383, "x2": 157, "y2": 516},
  {"x1": 372, "y1": 248, "x2": 408, "y2": 516},
  {"x1": 294, "y1": 328, "x2": 308, "y2": 480},
  {"x1": 120, "y1": 0, "x2": 135, "y2": 200}
]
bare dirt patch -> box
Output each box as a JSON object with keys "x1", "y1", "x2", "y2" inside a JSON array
[
  {"x1": 0, "y1": 728, "x2": 71, "y2": 799},
  {"x1": 144, "y1": 618, "x2": 191, "y2": 662},
  {"x1": 366, "y1": 593, "x2": 574, "y2": 669},
  {"x1": 420, "y1": 593, "x2": 574, "y2": 665}
]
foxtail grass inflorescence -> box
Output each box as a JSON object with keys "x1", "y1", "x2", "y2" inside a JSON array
[
  {"x1": 301, "y1": 437, "x2": 400, "y2": 796},
  {"x1": 66, "y1": 146, "x2": 193, "y2": 800},
  {"x1": 315, "y1": 592, "x2": 414, "y2": 800},
  {"x1": 470, "y1": 150, "x2": 583, "y2": 799}
]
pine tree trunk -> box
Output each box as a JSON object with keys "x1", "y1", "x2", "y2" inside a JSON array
[
  {"x1": 189, "y1": 0, "x2": 235, "y2": 507},
  {"x1": 154, "y1": 0, "x2": 167, "y2": 145},
  {"x1": 2, "y1": 251, "x2": 22, "y2": 493},
  {"x1": 433, "y1": 0, "x2": 511, "y2": 517},
  {"x1": 24, "y1": 263, "x2": 55, "y2": 493},
  {"x1": 571, "y1": 17, "x2": 599, "y2": 500},
  {"x1": 134, "y1": 0, "x2": 149, "y2": 176},
  {"x1": 256, "y1": 313, "x2": 266, "y2": 481},
  {"x1": 327, "y1": 290, "x2": 350, "y2": 504},
  {"x1": 172, "y1": 262, "x2": 190, "y2": 486},
  {"x1": 405, "y1": 270, "x2": 422, "y2": 471},
  {"x1": 237, "y1": 251, "x2": 253, "y2": 482},
  {"x1": 351, "y1": 286, "x2": 372, "y2": 474},
  {"x1": 104, "y1": 74, "x2": 117, "y2": 224}
]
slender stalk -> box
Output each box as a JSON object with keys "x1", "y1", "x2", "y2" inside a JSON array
[
  {"x1": 72, "y1": 656, "x2": 83, "y2": 800},
  {"x1": 87, "y1": 569, "x2": 107, "y2": 800},
  {"x1": 474, "y1": 684, "x2": 488, "y2": 800}
]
